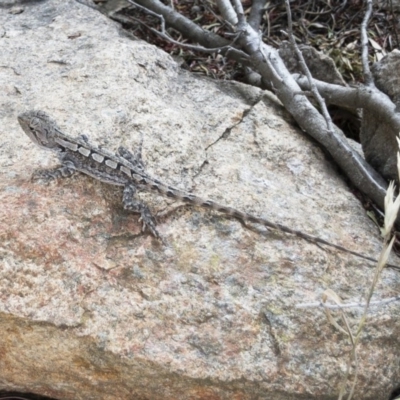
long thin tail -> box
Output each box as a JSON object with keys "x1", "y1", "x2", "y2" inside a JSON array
[
  {"x1": 210, "y1": 201, "x2": 400, "y2": 269},
  {"x1": 147, "y1": 180, "x2": 400, "y2": 270}
]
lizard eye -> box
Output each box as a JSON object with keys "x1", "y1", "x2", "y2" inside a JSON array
[{"x1": 29, "y1": 125, "x2": 40, "y2": 137}]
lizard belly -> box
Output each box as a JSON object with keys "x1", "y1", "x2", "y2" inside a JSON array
[{"x1": 77, "y1": 166, "x2": 129, "y2": 185}]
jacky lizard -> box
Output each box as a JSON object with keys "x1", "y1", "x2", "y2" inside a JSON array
[{"x1": 18, "y1": 110, "x2": 395, "y2": 267}]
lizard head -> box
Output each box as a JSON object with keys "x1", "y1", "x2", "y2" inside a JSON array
[{"x1": 18, "y1": 110, "x2": 60, "y2": 150}]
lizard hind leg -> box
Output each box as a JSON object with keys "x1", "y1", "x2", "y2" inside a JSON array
[
  {"x1": 118, "y1": 133, "x2": 145, "y2": 171},
  {"x1": 122, "y1": 184, "x2": 162, "y2": 241}
]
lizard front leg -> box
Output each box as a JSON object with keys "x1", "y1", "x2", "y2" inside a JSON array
[
  {"x1": 122, "y1": 184, "x2": 162, "y2": 240},
  {"x1": 31, "y1": 160, "x2": 76, "y2": 182}
]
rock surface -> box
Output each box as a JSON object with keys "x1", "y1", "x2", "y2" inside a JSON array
[{"x1": 1, "y1": 1, "x2": 400, "y2": 399}]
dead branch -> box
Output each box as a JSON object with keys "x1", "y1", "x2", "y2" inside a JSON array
[
  {"x1": 360, "y1": 0, "x2": 374, "y2": 87},
  {"x1": 293, "y1": 74, "x2": 400, "y2": 132},
  {"x1": 248, "y1": 0, "x2": 267, "y2": 32},
  {"x1": 283, "y1": 0, "x2": 333, "y2": 133},
  {"x1": 215, "y1": 0, "x2": 238, "y2": 26}
]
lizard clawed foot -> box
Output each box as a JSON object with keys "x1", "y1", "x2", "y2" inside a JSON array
[{"x1": 123, "y1": 184, "x2": 165, "y2": 243}]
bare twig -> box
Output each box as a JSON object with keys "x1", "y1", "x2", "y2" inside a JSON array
[
  {"x1": 248, "y1": 0, "x2": 267, "y2": 32},
  {"x1": 127, "y1": 0, "x2": 166, "y2": 30},
  {"x1": 129, "y1": 0, "x2": 229, "y2": 48},
  {"x1": 360, "y1": 0, "x2": 374, "y2": 86},
  {"x1": 231, "y1": 0, "x2": 246, "y2": 28},
  {"x1": 259, "y1": 45, "x2": 284, "y2": 85},
  {"x1": 113, "y1": 11, "x2": 246, "y2": 56},
  {"x1": 293, "y1": 74, "x2": 400, "y2": 134},
  {"x1": 203, "y1": 0, "x2": 236, "y2": 32},
  {"x1": 216, "y1": 0, "x2": 238, "y2": 26},
  {"x1": 284, "y1": 0, "x2": 334, "y2": 133}
]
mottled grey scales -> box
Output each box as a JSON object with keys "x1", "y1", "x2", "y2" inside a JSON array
[
  {"x1": 17, "y1": 110, "x2": 393, "y2": 266},
  {"x1": 78, "y1": 147, "x2": 91, "y2": 157},
  {"x1": 92, "y1": 153, "x2": 104, "y2": 163},
  {"x1": 57, "y1": 138, "x2": 78, "y2": 151},
  {"x1": 105, "y1": 159, "x2": 118, "y2": 169}
]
